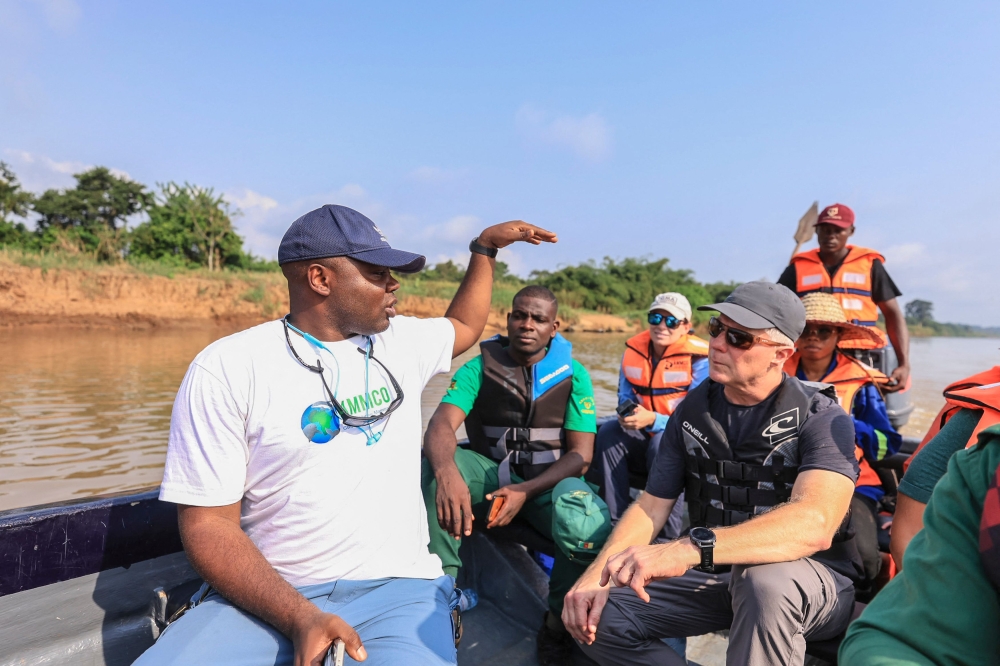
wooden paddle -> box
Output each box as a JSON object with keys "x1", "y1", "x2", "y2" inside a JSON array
[{"x1": 790, "y1": 201, "x2": 819, "y2": 261}]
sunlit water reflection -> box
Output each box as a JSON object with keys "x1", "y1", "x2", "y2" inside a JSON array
[{"x1": 0, "y1": 325, "x2": 997, "y2": 511}]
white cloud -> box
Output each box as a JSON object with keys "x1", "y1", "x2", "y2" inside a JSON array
[
  {"x1": 421, "y1": 215, "x2": 479, "y2": 244},
  {"x1": 515, "y1": 104, "x2": 613, "y2": 163},
  {"x1": 225, "y1": 188, "x2": 278, "y2": 213},
  {"x1": 407, "y1": 166, "x2": 466, "y2": 184},
  {"x1": 2, "y1": 149, "x2": 131, "y2": 192},
  {"x1": 884, "y1": 242, "x2": 926, "y2": 266},
  {"x1": 37, "y1": 0, "x2": 81, "y2": 33}
]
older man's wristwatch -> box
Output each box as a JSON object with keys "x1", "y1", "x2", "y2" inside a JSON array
[{"x1": 689, "y1": 526, "x2": 717, "y2": 573}]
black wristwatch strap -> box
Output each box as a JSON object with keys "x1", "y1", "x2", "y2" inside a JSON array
[
  {"x1": 469, "y1": 237, "x2": 499, "y2": 258},
  {"x1": 697, "y1": 545, "x2": 714, "y2": 573}
]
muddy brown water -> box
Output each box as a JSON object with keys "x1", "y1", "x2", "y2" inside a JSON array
[{"x1": 0, "y1": 325, "x2": 997, "y2": 512}]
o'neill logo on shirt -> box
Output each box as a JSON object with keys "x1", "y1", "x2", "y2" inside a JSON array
[
  {"x1": 762, "y1": 408, "x2": 799, "y2": 445},
  {"x1": 682, "y1": 421, "x2": 710, "y2": 447}
]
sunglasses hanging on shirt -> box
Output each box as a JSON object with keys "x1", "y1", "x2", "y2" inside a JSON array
[{"x1": 282, "y1": 316, "x2": 405, "y2": 445}]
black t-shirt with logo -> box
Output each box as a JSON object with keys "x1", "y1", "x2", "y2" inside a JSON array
[
  {"x1": 777, "y1": 258, "x2": 902, "y2": 303},
  {"x1": 646, "y1": 379, "x2": 858, "y2": 500},
  {"x1": 646, "y1": 379, "x2": 861, "y2": 579}
]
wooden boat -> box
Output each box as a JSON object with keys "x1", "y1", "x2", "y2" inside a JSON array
[{"x1": 0, "y1": 433, "x2": 920, "y2": 666}]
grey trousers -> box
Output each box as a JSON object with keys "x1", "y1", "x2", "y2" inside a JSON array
[{"x1": 581, "y1": 558, "x2": 855, "y2": 666}]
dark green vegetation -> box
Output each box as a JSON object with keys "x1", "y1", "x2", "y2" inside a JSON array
[
  {"x1": 903, "y1": 299, "x2": 1000, "y2": 338},
  {"x1": 399, "y1": 257, "x2": 740, "y2": 322},
  {"x1": 0, "y1": 162, "x2": 275, "y2": 271}
]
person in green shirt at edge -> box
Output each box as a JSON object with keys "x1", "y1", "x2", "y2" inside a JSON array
[
  {"x1": 422, "y1": 285, "x2": 611, "y2": 666},
  {"x1": 838, "y1": 368, "x2": 1000, "y2": 664}
]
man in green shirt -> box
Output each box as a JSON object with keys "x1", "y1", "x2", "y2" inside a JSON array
[
  {"x1": 838, "y1": 425, "x2": 1000, "y2": 664},
  {"x1": 422, "y1": 285, "x2": 610, "y2": 666}
]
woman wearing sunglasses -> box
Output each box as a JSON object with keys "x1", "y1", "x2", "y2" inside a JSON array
[
  {"x1": 784, "y1": 292, "x2": 902, "y2": 594},
  {"x1": 590, "y1": 293, "x2": 709, "y2": 539}
]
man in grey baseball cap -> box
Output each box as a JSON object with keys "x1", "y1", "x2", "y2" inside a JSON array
[{"x1": 566, "y1": 281, "x2": 863, "y2": 666}]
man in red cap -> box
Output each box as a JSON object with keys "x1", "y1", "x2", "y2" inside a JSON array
[{"x1": 778, "y1": 203, "x2": 911, "y2": 391}]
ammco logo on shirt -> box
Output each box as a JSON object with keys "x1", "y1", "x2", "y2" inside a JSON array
[{"x1": 298, "y1": 387, "x2": 395, "y2": 443}]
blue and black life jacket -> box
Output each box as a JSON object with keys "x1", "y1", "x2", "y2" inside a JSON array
[{"x1": 465, "y1": 333, "x2": 574, "y2": 485}]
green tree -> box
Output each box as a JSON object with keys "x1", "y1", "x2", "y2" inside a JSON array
[
  {"x1": 131, "y1": 182, "x2": 244, "y2": 271},
  {"x1": 0, "y1": 162, "x2": 34, "y2": 246},
  {"x1": 33, "y1": 167, "x2": 151, "y2": 259},
  {"x1": 905, "y1": 299, "x2": 934, "y2": 325},
  {"x1": 530, "y1": 257, "x2": 716, "y2": 320}
]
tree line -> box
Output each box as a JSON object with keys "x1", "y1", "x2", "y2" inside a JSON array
[
  {"x1": 415, "y1": 257, "x2": 740, "y2": 321},
  {"x1": 0, "y1": 161, "x2": 273, "y2": 271}
]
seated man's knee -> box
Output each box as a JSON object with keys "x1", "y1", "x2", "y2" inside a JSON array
[
  {"x1": 552, "y1": 480, "x2": 611, "y2": 560},
  {"x1": 729, "y1": 563, "x2": 802, "y2": 613}
]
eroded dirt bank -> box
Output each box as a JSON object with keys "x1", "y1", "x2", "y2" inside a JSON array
[{"x1": 0, "y1": 262, "x2": 636, "y2": 332}]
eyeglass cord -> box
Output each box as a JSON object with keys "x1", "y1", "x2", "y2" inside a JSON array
[{"x1": 287, "y1": 317, "x2": 386, "y2": 446}]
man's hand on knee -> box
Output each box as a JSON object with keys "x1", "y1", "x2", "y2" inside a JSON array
[
  {"x1": 601, "y1": 542, "x2": 697, "y2": 603},
  {"x1": 562, "y1": 572, "x2": 610, "y2": 645},
  {"x1": 435, "y1": 464, "x2": 474, "y2": 539},
  {"x1": 291, "y1": 607, "x2": 366, "y2": 666}
]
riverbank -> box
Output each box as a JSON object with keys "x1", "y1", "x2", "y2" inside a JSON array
[{"x1": 0, "y1": 257, "x2": 636, "y2": 333}]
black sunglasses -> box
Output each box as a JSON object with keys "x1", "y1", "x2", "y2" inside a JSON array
[
  {"x1": 283, "y1": 318, "x2": 404, "y2": 428},
  {"x1": 708, "y1": 316, "x2": 786, "y2": 351},
  {"x1": 648, "y1": 312, "x2": 683, "y2": 329},
  {"x1": 800, "y1": 325, "x2": 838, "y2": 341}
]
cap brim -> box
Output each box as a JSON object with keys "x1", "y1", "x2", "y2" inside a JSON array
[
  {"x1": 817, "y1": 220, "x2": 853, "y2": 229},
  {"x1": 697, "y1": 302, "x2": 775, "y2": 331},
  {"x1": 348, "y1": 247, "x2": 426, "y2": 274}
]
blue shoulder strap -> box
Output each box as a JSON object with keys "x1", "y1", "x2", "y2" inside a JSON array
[{"x1": 532, "y1": 333, "x2": 574, "y2": 401}]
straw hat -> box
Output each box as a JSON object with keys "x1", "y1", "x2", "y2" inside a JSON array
[{"x1": 799, "y1": 293, "x2": 885, "y2": 346}]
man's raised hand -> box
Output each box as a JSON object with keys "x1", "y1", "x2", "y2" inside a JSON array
[{"x1": 476, "y1": 221, "x2": 557, "y2": 250}]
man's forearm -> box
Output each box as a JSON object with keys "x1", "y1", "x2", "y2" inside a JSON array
[
  {"x1": 516, "y1": 451, "x2": 587, "y2": 499},
  {"x1": 424, "y1": 419, "x2": 461, "y2": 475},
  {"x1": 583, "y1": 498, "x2": 665, "y2": 579},
  {"x1": 445, "y1": 252, "x2": 495, "y2": 356},
  {"x1": 711, "y1": 499, "x2": 840, "y2": 565},
  {"x1": 180, "y1": 510, "x2": 315, "y2": 639}
]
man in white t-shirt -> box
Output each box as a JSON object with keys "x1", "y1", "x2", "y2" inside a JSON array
[{"x1": 135, "y1": 204, "x2": 555, "y2": 666}]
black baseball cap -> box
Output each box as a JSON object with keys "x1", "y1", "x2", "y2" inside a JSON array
[
  {"x1": 278, "y1": 204, "x2": 426, "y2": 273},
  {"x1": 697, "y1": 281, "x2": 806, "y2": 342}
]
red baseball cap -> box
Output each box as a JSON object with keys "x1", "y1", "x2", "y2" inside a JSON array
[{"x1": 817, "y1": 203, "x2": 855, "y2": 229}]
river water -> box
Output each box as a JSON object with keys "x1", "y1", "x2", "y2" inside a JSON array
[{"x1": 0, "y1": 325, "x2": 997, "y2": 512}]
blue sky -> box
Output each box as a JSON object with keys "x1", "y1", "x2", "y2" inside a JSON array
[{"x1": 2, "y1": 1, "x2": 999, "y2": 324}]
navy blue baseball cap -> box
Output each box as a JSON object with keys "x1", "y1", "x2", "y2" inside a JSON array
[{"x1": 278, "y1": 204, "x2": 426, "y2": 273}]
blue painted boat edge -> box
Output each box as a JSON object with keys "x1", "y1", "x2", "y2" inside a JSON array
[{"x1": 0, "y1": 486, "x2": 183, "y2": 598}]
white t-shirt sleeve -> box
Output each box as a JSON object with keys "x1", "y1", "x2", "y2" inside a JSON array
[
  {"x1": 159, "y1": 362, "x2": 249, "y2": 506},
  {"x1": 388, "y1": 316, "x2": 455, "y2": 387},
  {"x1": 417, "y1": 317, "x2": 456, "y2": 385}
]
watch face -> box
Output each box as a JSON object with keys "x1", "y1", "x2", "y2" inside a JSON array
[{"x1": 690, "y1": 527, "x2": 715, "y2": 545}]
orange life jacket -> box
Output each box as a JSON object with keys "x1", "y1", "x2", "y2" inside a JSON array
[
  {"x1": 785, "y1": 351, "x2": 890, "y2": 488},
  {"x1": 621, "y1": 331, "x2": 709, "y2": 415},
  {"x1": 906, "y1": 366, "x2": 1000, "y2": 471},
  {"x1": 790, "y1": 246, "x2": 888, "y2": 350}
]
